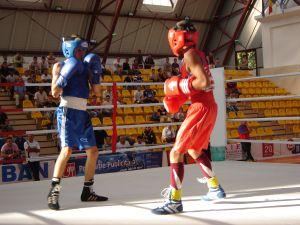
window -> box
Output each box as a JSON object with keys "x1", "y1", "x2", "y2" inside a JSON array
[
  {"x1": 142, "y1": 0, "x2": 178, "y2": 13},
  {"x1": 235, "y1": 49, "x2": 257, "y2": 70}
]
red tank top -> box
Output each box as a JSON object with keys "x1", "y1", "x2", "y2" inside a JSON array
[{"x1": 180, "y1": 49, "x2": 215, "y2": 104}]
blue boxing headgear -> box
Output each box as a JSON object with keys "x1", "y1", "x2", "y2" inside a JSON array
[{"x1": 61, "y1": 37, "x2": 89, "y2": 58}]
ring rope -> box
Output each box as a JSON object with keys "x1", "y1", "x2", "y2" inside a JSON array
[{"x1": 225, "y1": 72, "x2": 300, "y2": 83}]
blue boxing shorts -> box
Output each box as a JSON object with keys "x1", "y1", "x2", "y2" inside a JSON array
[{"x1": 56, "y1": 106, "x2": 96, "y2": 150}]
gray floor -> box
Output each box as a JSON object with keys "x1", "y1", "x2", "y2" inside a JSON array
[{"x1": 0, "y1": 161, "x2": 300, "y2": 225}]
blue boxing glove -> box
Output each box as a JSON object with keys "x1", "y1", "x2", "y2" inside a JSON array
[
  {"x1": 84, "y1": 53, "x2": 102, "y2": 85},
  {"x1": 56, "y1": 57, "x2": 83, "y2": 88}
]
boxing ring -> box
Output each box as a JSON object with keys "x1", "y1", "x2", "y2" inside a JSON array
[
  {"x1": 0, "y1": 162, "x2": 300, "y2": 225},
  {"x1": 1, "y1": 68, "x2": 300, "y2": 224}
]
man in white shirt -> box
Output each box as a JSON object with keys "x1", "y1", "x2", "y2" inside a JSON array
[
  {"x1": 41, "y1": 73, "x2": 52, "y2": 82},
  {"x1": 133, "y1": 86, "x2": 143, "y2": 103},
  {"x1": 34, "y1": 87, "x2": 48, "y2": 107},
  {"x1": 116, "y1": 136, "x2": 131, "y2": 149},
  {"x1": 161, "y1": 125, "x2": 176, "y2": 143},
  {"x1": 24, "y1": 134, "x2": 41, "y2": 181}
]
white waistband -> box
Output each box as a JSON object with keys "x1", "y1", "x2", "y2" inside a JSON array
[{"x1": 59, "y1": 96, "x2": 87, "y2": 111}]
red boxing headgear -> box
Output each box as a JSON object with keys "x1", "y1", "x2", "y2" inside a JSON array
[{"x1": 168, "y1": 28, "x2": 199, "y2": 56}]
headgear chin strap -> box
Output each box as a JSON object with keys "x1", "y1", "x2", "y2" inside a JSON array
[
  {"x1": 168, "y1": 20, "x2": 199, "y2": 57},
  {"x1": 61, "y1": 37, "x2": 89, "y2": 58}
]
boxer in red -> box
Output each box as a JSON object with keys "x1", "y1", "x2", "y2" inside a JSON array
[{"x1": 152, "y1": 19, "x2": 226, "y2": 215}]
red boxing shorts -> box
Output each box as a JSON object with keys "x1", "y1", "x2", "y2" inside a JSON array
[{"x1": 172, "y1": 93, "x2": 217, "y2": 153}]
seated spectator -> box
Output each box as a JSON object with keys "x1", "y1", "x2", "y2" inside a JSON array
[
  {"x1": 144, "y1": 55, "x2": 155, "y2": 69},
  {"x1": 101, "y1": 94, "x2": 113, "y2": 117},
  {"x1": 94, "y1": 130, "x2": 108, "y2": 151},
  {"x1": 0, "y1": 111, "x2": 12, "y2": 131},
  {"x1": 135, "y1": 49, "x2": 144, "y2": 68},
  {"x1": 132, "y1": 59, "x2": 139, "y2": 70},
  {"x1": 226, "y1": 77, "x2": 240, "y2": 96},
  {"x1": 215, "y1": 57, "x2": 222, "y2": 68},
  {"x1": 171, "y1": 58, "x2": 179, "y2": 71},
  {"x1": 161, "y1": 125, "x2": 176, "y2": 143},
  {"x1": 1, "y1": 137, "x2": 20, "y2": 162},
  {"x1": 13, "y1": 52, "x2": 24, "y2": 68},
  {"x1": 133, "y1": 86, "x2": 143, "y2": 103},
  {"x1": 122, "y1": 58, "x2": 131, "y2": 71},
  {"x1": 6, "y1": 72, "x2": 18, "y2": 83},
  {"x1": 47, "y1": 52, "x2": 57, "y2": 68},
  {"x1": 41, "y1": 73, "x2": 52, "y2": 82},
  {"x1": 14, "y1": 135, "x2": 26, "y2": 157},
  {"x1": 14, "y1": 76, "x2": 27, "y2": 107},
  {"x1": 133, "y1": 73, "x2": 143, "y2": 83},
  {"x1": 40, "y1": 56, "x2": 49, "y2": 74},
  {"x1": 22, "y1": 70, "x2": 31, "y2": 83},
  {"x1": 158, "y1": 106, "x2": 168, "y2": 122},
  {"x1": 150, "y1": 69, "x2": 158, "y2": 82},
  {"x1": 157, "y1": 68, "x2": 167, "y2": 82},
  {"x1": 116, "y1": 135, "x2": 131, "y2": 149},
  {"x1": 239, "y1": 55, "x2": 249, "y2": 70},
  {"x1": 29, "y1": 56, "x2": 40, "y2": 73},
  {"x1": 150, "y1": 111, "x2": 160, "y2": 122},
  {"x1": 34, "y1": 87, "x2": 49, "y2": 107},
  {"x1": 142, "y1": 87, "x2": 158, "y2": 103},
  {"x1": 134, "y1": 135, "x2": 146, "y2": 146},
  {"x1": 0, "y1": 61, "x2": 10, "y2": 77},
  {"x1": 172, "y1": 107, "x2": 185, "y2": 122},
  {"x1": 226, "y1": 102, "x2": 239, "y2": 114},
  {"x1": 142, "y1": 127, "x2": 156, "y2": 144},
  {"x1": 206, "y1": 51, "x2": 215, "y2": 68},
  {"x1": 24, "y1": 134, "x2": 40, "y2": 181},
  {"x1": 163, "y1": 57, "x2": 172, "y2": 78}
]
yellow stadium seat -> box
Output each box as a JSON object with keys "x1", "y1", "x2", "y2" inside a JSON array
[
  {"x1": 237, "y1": 111, "x2": 245, "y2": 118},
  {"x1": 31, "y1": 111, "x2": 43, "y2": 119},
  {"x1": 156, "y1": 89, "x2": 164, "y2": 97},
  {"x1": 91, "y1": 117, "x2": 101, "y2": 126},
  {"x1": 278, "y1": 108, "x2": 286, "y2": 116},
  {"x1": 241, "y1": 88, "x2": 248, "y2": 94},
  {"x1": 292, "y1": 125, "x2": 300, "y2": 133},
  {"x1": 243, "y1": 82, "x2": 249, "y2": 88},
  {"x1": 286, "y1": 100, "x2": 292, "y2": 108},
  {"x1": 251, "y1": 102, "x2": 258, "y2": 109},
  {"x1": 116, "y1": 116, "x2": 124, "y2": 125},
  {"x1": 249, "y1": 82, "x2": 256, "y2": 88},
  {"x1": 255, "y1": 88, "x2": 262, "y2": 95},
  {"x1": 264, "y1": 109, "x2": 272, "y2": 117},
  {"x1": 136, "y1": 115, "x2": 146, "y2": 124},
  {"x1": 117, "y1": 129, "x2": 126, "y2": 136},
  {"x1": 291, "y1": 101, "x2": 298, "y2": 107},
  {"x1": 133, "y1": 107, "x2": 143, "y2": 114},
  {"x1": 258, "y1": 102, "x2": 265, "y2": 109},
  {"x1": 237, "y1": 82, "x2": 243, "y2": 88},
  {"x1": 230, "y1": 130, "x2": 239, "y2": 138},
  {"x1": 256, "y1": 81, "x2": 262, "y2": 88},
  {"x1": 103, "y1": 75, "x2": 113, "y2": 82},
  {"x1": 124, "y1": 116, "x2": 135, "y2": 125},
  {"x1": 122, "y1": 98, "x2": 132, "y2": 104},
  {"x1": 285, "y1": 108, "x2": 293, "y2": 116},
  {"x1": 124, "y1": 107, "x2": 134, "y2": 115},
  {"x1": 250, "y1": 128, "x2": 257, "y2": 137},
  {"x1": 233, "y1": 121, "x2": 241, "y2": 128},
  {"x1": 117, "y1": 108, "x2": 123, "y2": 115},
  {"x1": 16, "y1": 67, "x2": 24, "y2": 74},
  {"x1": 23, "y1": 100, "x2": 34, "y2": 108},
  {"x1": 137, "y1": 127, "x2": 144, "y2": 134},
  {"x1": 261, "y1": 88, "x2": 268, "y2": 95},
  {"x1": 267, "y1": 87, "x2": 275, "y2": 95},
  {"x1": 265, "y1": 127, "x2": 274, "y2": 135},
  {"x1": 248, "y1": 88, "x2": 255, "y2": 95},
  {"x1": 35, "y1": 75, "x2": 42, "y2": 83},
  {"x1": 41, "y1": 119, "x2": 51, "y2": 127},
  {"x1": 279, "y1": 101, "x2": 286, "y2": 108},
  {"x1": 122, "y1": 90, "x2": 131, "y2": 98},
  {"x1": 126, "y1": 128, "x2": 137, "y2": 136},
  {"x1": 257, "y1": 127, "x2": 265, "y2": 136},
  {"x1": 278, "y1": 120, "x2": 286, "y2": 125},
  {"x1": 103, "y1": 117, "x2": 112, "y2": 125},
  {"x1": 152, "y1": 127, "x2": 160, "y2": 134},
  {"x1": 271, "y1": 109, "x2": 279, "y2": 117},
  {"x1": 265, "y1": 101, "x2": 273, "y2": 109},
  {"x1": 226, "y1": 121, "x2": 235, "y2": 129},
  {"x1": 291, "y1": 108, "x2": 299, "y2": 116},
  {"x1": 272, "y1": 101, "x2": 280, "y2": 108},
  {"x1": 106, "y1": 129, "x2": 113, "y2": 136},
  {"x1": 144, "y1": 106, "x2": 153, "y2": 114},
  {"x1": 112, "y1": 75, "x2": 122, "y2": 82},
  {"x1": 228, "y1": 112, "x2": 237, "y2": 119}
]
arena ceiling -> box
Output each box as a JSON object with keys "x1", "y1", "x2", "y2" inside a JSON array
[{"x1": 0, "y1": 0, "x2": 218, "y2": 59}]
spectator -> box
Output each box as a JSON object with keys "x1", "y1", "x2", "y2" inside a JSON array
[
  {"x1": 34, "y1": 87, "x2": 48, "y2": 107},
  {"x1": 122, "y1": 58, "x2": 131, "y2": 71},
  {"x1": 133, "y1": 73, "x2": 143, "y2": 83},
  {"x1": 24, "y1": 134, "x2": 40, "y2": 181},
  {"x1": 94, "y1": 130, "x2": 108, "y2": 151},
  {"x1": 40, "y1": 56, "x2": 49, "y2": 74},
  {"x1": 162, "y1": 125, "x2": 176, "y2": 143},
  {"x1": 29, "y1": 56, "x2": 40, "y2": 73},
  {"x1": 41, "y1": 73, "x2": 52, "y2": 82},
  {"x1": 142, "y1": 86, "x2": 158, "y2": 103},
  {"x1": 132, "y1": 59, "x2": 139, "y2": 70},
  {"x1": 22, "y1": 70, "x2": 31, "y2": 83},
  {"x1": 150, "y1": 69, "x2": 158, "y2": 82},
  {"x1": 0, "y1": 111, "x2": 12, "y2": 131},
  {"x1": 226, "y1": 102, "x2": 239, "y2": 114},
  {"x1": 1, "y1": 137, "x2": 20, "y2": 162},
  {"x1": 158, "y1": 106, "x2": 168, "y2": 122},
  {"x1": 133, "y1": 86, "x2": 143, "y2": 103},
  {"x1": 116, "y1": 136, "x2": 131, "y2": 149},
  {"x1": 113, "y1": 57, "x2": 122, "y2": 75},
  {"x1": 206, "y1": 51, "x2": 215, "y2": 68},
  {"x1": 215, "y1": 57, "x2": 222, "y2": 68},
  {"x1": 172, "y1": 107, "x2": 185, "y2": 122},
  {"x1": 14, "y1": 76, "x2": 27, "y2": 107},
  {"x1": 101, "y1": 94, "x2": 113, "y2": 117},
  {"x1": 47, "y1": 52, "x2": 56, "y2": 68},
  {"x1": 142, "y1": 127, "x2": 156, "y2": 144},
  {"x1": 134, "y1": 135, "x2": 145, "y2": 147},
  {"x1": 226, "y1": 77, "x2": 240, "y2": 96},
  {"x1": 150, "y1": 111, "x2": 160, "y2": 122},
  {"x1": 171, "y1": 58, "x2": 180, "y2": 74},
  {"x1": 239, "y1": 55, "x2": 249, "y2": 70},
  {"x1": 144, "y1": 55, "x2": 155, "y2": 69},
  {"x1": 135, "y1": 49, "x2": 144, "y2": 68},
  {"x1": 0, "y1": 61, "x2": 10, "y2": 77},
  {"x1": 13, "y1": 52, "x2": 24, "y2": 68},
  {"x1": 163, "y1": 57, "x2": 172, "y2": 74},
  {"x1": 14, "y1": 135, "x2": 27, "y2": 157},
  {"x1": 237, "y1": 122, "x2": 254, "y2": 161},
  {"x1": 157, "y1": 68, "x2": 167, "y2": 82}
]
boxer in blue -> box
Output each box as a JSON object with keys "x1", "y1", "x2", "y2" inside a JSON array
[{"x1": 47, "y1": 35, "x2": 108, "y2": 210}]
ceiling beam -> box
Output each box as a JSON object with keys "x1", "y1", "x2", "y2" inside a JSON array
[
  {"x1": 86, "y1": 0, "x2": 102, "y2": 41},
  {"x1": 0, "y1": 6, "x2": 211, "y2": 24}
]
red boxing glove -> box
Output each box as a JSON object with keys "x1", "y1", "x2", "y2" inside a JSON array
[
  {"x1": 164, "y1": 76, "x2": 197, "y2": 97},
  {"x1": 163, "y1": 95, "x2": 188, "y2": 113}
]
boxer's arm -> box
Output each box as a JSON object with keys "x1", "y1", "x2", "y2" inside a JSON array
[
  {"x1": 184, "y1": 49, "x2": 210, "y2": 90},
  {"x1": 51, "y1": 62, "x2": 62, "y2": 98}
]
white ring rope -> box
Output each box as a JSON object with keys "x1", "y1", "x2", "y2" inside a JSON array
[
  {"x1": 225, "y1": 71, "x2": 300, "y2": 83},
  {"x1": 227, "y1": 139, "x2": 300, "y2": 145},
  {"x1": 24, "y1": 82, "x2": 164, "y2": 87},
  {"x1": 228, "y1": 116, "x2": 300, "y2": 122},
  {"x1": 227, "y1": 94, "x2": 300, "y2": 102}
]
